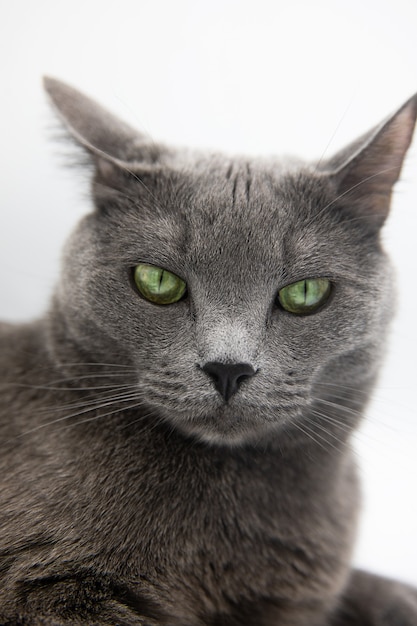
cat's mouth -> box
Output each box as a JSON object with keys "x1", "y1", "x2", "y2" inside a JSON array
[
  {"x1": 146, "y1": 390, "x2": 305, "y2": 446},
  {"x1": 137, "y1": 365, "x2": 309, "y2": 445}
]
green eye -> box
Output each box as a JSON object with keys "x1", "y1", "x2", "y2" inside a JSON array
[
  {"x1": 133, "y1": 264, "x2": 187, "y2": 305},
  {"x1": 278, "y1": 278, "x2": 331, "y2": 314}
]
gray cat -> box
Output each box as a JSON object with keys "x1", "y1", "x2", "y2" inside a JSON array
[{"x1": 0, "y1": 78, "x2": 416, "y2": 625}]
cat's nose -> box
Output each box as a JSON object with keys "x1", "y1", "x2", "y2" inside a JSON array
[{"x1": 201, "y1": 362, "x2": 256, "y2": 402}]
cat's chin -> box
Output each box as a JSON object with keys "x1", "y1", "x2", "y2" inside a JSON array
[
  {"x1": 185, "y1": 424, "x2": 279, "y2": 447},
  {"x1": 159, "y1": 403, "x2": 286, "y2": 447}
]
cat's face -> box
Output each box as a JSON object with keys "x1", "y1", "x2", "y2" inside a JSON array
[
  {"x1": 56, "y1": 154, "x2": 388, "y2": 445},
  {"x1": 45, "y1": 79, "x2": 417, "y2": 446}
]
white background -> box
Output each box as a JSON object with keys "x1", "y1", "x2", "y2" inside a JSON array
[{"x1": 1, "y1": 1, "x2": 416, "y2": 586}]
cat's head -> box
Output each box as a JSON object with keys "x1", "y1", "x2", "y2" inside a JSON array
[{"x1": 44, "y1": 79, "x2": 417, "y2": 446}]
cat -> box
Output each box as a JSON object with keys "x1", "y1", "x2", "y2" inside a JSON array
[{"x1": 0, "y1": 78, "x2": 416, "y2": 626}]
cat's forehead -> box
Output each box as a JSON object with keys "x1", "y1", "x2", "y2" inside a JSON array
[
  {"x1": 100, "y1": 152, "x2": 356, "y2": 285},
  {"x1": 176, "y1": 154, "x2": 302, "y2": 234},
  {"x1": 176, "y1": 154, "x2": 331, "y2": 264}
]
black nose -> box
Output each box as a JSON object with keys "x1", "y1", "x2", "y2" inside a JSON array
[{"x1": 201, "y1": 361, "x2": 256, "y2": 402}]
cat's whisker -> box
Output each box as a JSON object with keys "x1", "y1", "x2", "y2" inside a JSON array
[
  {"x1": 46, "y1": 399, "x2": 149, "y2": 434},
  {"x1": 309, "y1": 408, "x2": 410, "y2": 463},
  {"x1": 313, "y1": 98, "x2": 355, "y2": 172},
  {"x1": 314, "y1": 381, "x2": 370, "y2": 394},
  {"x1": 308, "y1": 413, "x2": 349, "y2": 435},
  {"x1": 44, "y1": 372, "x2": 135, "y2": 384},
  {"x1": 312, "y1": 397, "x2": 363, "y2": 419},
  {"x1": 310, "y1": 408, "x2": 354, "y2": 431},
  {"x1": 305, "y1": 414, "x2": 349, "y2": 448},
  {"x1": 312, "y1": 396, "x2": 396, "y2": 433},
  {"x1": 59, "y1": 377, "x2": 136, "y2": 390},
  {"x1": 20, "y1": 360, "x2": 136, "y2": 374},
  {"x1": 314, "y1": 382, "x2": 392, "y2": 406},
  {"x1": 12, "y1": 392, "x2": 146, "y2": 440},
  {"x1": 1, "y1": 381, "x2": 136, "y2": 393},
  {"x1": 8, "y1": 366, "x2": 136, "y2": 381},
  {"x1": 313, "y1": 386, "x2": 416, "y2": 429},
  {"x1": 291, "y1": 419, "x2": 336, "y2": 453},
  {"x1": 308, "y1": 416, "x2": 370, "y2": 462},
  {"x1": 304, "y1": 416, "x2": 351, "y2": 453},
  {"x1": 44, "y1": 391, "x2": 145, "y2": 421},
  {"x1": 314, "y1": 396, "x2": 365, "y2": 413},
  {"x1": 314, "y1": 382, "x2": 409, "y2": 406},
  {"x1": 52, "y1": 362, "x2": 137, "y2": 369},
  {"x1": 36, "y1": 387, "x2": 141, "y2": 415}
]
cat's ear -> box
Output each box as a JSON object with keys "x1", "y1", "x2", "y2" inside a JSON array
[
  {"x1": 43, "y1": 77, "x2": 159, "y2": 168},
  {"x1": 320, "y1": 94, "x2": 417, "y2": 231}
]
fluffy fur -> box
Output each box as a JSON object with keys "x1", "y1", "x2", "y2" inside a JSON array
[{"x1": 0, "y1": 79, "x2": 416, "y2": 625}]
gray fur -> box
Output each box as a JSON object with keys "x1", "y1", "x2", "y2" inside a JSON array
[{"x1": 0, "y1": 78, "x2": 416, "y2": 625}]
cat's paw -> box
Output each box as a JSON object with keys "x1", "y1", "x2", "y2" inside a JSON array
[
  {"x1": 331, "y1": 569, "x2": 417, "y2": 626},
  {"x1": 378, "y1": 590, "x2": 417, "y2": 626}
]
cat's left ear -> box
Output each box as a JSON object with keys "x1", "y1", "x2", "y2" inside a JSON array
[
  {"x1": 320, "y1": 94, "x2": 417, "y2": 231},
  {"x1": 43, "y1": 77, "x2": 160, "y2": 168}
]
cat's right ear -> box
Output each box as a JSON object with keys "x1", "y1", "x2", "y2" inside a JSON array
[
  {"x1": 319, "y1": 94, "x2": 417, "y2": 232},
  {"x1": 43, "y1": 77, "x2": 159, "y2": 169}
]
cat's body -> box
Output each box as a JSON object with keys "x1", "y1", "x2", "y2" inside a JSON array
[{"x1": 0, "y1": 79, "x2": 417, "y2": 625}]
